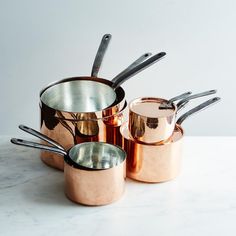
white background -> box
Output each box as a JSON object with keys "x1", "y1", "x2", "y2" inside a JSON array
[{"x1": 0, "y1": 0, "x2": 235, "y2": 136}]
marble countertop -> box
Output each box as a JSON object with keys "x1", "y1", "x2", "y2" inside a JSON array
[{"x1": 0, "y1": 136, "x2": 236, "y2": 236}]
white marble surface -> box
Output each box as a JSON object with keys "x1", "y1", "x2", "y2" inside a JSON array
[{"x1": 0, "y1": 136, "x2": 236, "y2": 236}]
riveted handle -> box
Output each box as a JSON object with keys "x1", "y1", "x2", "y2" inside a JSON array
[{"x1": 159, "y1": 91, "x2": 192, "y2": 109}]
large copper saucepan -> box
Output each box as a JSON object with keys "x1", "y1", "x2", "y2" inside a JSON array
[
  {"x1": 40, "y1": 51, "x2": 166, "y2": 170},
  {"x1": 40, "y1": 100, "x2": 128, "y2": 170},
  {"x1": 11, "y1": 125, "x2": 126, "y2": 206},
  {"x1": 40, "y1": 51, "x2": 166, "y2": 119},
  {"x1": 121, "y1": 97, "x2": 220, "y2": 183}
]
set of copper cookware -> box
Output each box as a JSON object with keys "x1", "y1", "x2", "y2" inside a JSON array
[
  {"x1": 121, "y1": 92, "x2": 220, "y2": 183},
  {"x1": 11, "y1": 34, "x2": 220, "y2": 206}
]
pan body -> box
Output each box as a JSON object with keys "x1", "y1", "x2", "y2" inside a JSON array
[
  {"x1": 40, "y1": 99, "x2": 127, "y2": 171},
  {"x1": 121, "y1": 122, "x2": 183, "y2": 183},
  {"x1": 129, "y1": 97, "x2": 177, "y2": 144},
  {"x1": 40, "y1": 76, "x2": 126, "y2": 170},
  {"x1": 63, "y1": 142, "x2": 126, "y2": 206}
]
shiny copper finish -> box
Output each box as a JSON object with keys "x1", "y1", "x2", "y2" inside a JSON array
[
  {"x1": 129, "y1": 97, "x2": 177, "y2": 144},
  {"x1": 64, "y1": 161, "x2": 126, "y2": 206},
  {"x1": 11, "y1": 131, "x2": 127, "y2": 205},
  {"x1": 121, "y1": 122, "x2": 183, "y2": 183},
  {"x1": 40, "y1": 76, "x2": 125, "y2": 120},
  {"x1": 40, "y1": 101, "x2": 127, "y2": 171}
]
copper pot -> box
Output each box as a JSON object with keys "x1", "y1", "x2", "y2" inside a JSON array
[
  {"x1": 129, "y1": 97, "x2": 177, "y2": 144},
  {"x1": 40, "y1": 53, "x2": 165, "y2": 121},
  {"x1": 40, "y1": 99, "x2": 128, "y2": 170},
  {"x1": 122, "y1": 97, "x2": 220, "y2": 183},
  {"x1": 11, "y1": 125, "x2": 126, "y2": 206},
  {"x1": 129, "y1": 90, "x2": 217, "y2": 144},
  {"x1": 39, "y1": 52, "x2": 166, "y2": 170},
  {"x1": 121, "y1": 121, "x2": 183, "y2": 182}
]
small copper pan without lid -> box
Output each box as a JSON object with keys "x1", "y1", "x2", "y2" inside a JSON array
[
  {"x1": 11, "y1": 125, "x2": 126, "y2": 206},
  {"x1": 122, "y1": 97, "x2": 220, "y2": 183},
  {"x1": 129, "y1": 89, "x2": 217, "y2": 144}
]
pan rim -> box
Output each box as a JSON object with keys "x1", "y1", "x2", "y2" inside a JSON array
[
  {"x1": 64, "y1": 141, "x2": 127, "y2": 170},
  {"x1": 39, "y1": 76, "x2": 126, "y2": 119},
  {"x1": 129, "y1": 97, "x2": 177, "y2": 119}
]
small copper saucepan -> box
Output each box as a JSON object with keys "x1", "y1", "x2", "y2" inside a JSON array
[
  {"x1": 11, "y1": 125, "x2": 126, "y2": 206},
  {"x1": 121, "y1": 97, "x2": 220, "y2": 183},
  {"x1": 128, "y1": 89, "x2": 217, "y2": 144}
]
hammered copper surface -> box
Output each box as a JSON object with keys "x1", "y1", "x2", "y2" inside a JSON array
[
  {"x1": 129, "y1": 97, "x2": 177, "y2": 144},
  {"x1": 121, "y1": 122, "x2": 183, "y2": 183},
  {"x1": 64, "y1": 161, "x2": 126, "y2": 205}
]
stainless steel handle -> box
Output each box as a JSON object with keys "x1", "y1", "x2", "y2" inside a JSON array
[
  {"x1": 11, "y1": 138, "x2": 67, "y2": 156},
  {"x1": 168, "y1": 91, "x2": 192, "y2": 103},
  {"x1": 111, "y1": 52, "x2": 152, "y2": 83},
  {"x1": 177, "y1": 89, "x2": 217, "y2": 108},
  {"x1": 111, "y1": 52, "x2": 166, "y2": 89},
  {"x1": 176, "y1": 97, "x2": 221, "y2": 125},
  {"x1": 91, "y1": 34, "x2": 112, "y2": 77},
  {"x1": 176, "y1": 100, "x2": 189, "y2": 113},
  {"x1": 159, "y1": 91, "x2": 192, "y2": 109},
  {"x1": 19, "y1": 125, "x2": 65, "y2": 150}
]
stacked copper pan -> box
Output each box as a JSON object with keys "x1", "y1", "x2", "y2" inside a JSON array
[
  {"x1": 39, "y1": 34, "x2": 166, "y2": 170},
  {"x1": 120, "y1": 92, "x2": 220, "y2": 183},
  {"x1": 39, "y1": 77, "x2": 127, "y2": 170}
]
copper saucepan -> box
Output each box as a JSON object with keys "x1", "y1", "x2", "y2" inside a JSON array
[
  {"x1": 11, "y1": 125, "x2": 126, "y2": 206},
  {"x1": 39, "y1": 33, "x2": 149, "y2": 169},
  {"x1": 40, "y1": 35, "x2": 165, "y2": 170},
  {"x1": 128, "y1": 89, "x2": 217, "y2": 144},
  {"x1": 40, "y1": 51, "x2": 166, "y2": 119},
  {"x1": 41, "y1": 101, "x2": 128, "y2": 170},
  {"x1": 121, "y1": 97, "x2": 220, "y2": 183}
]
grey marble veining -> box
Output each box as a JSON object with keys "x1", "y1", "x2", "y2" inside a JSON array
[
  {"x1": 0, "y1": 136, "x2": 236, "y2": 236},
  {"x1": 0, "y1": 137, "x2": 53, "y2": 189}
]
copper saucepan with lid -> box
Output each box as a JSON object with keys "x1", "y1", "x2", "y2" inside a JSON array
[
  {"x1": 121, "y1": 97, "x2": 221, "y2": 183},
  {"x1": 128, "y1": 89, "x2": 217, "y2": 144},
  {"x1": 11, "y1": 125, "x2": 126, "y2": 206}
]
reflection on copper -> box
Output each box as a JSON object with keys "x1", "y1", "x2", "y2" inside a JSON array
[
  {"x1": 40, "y1": 102, "x2": 127, "y2": 171},
  {"x1": 40, "y1": 76, "x2": 126, "y2": 120},
  {"x1": 121, "y1": 122, "x2": 183, "y2": 183},
  {"x1": 64, "y1": 161, "x2": 126, "y2": 206},
  {"x1": 129, "y1": 97, "x2": 177, "y2": 144}
]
